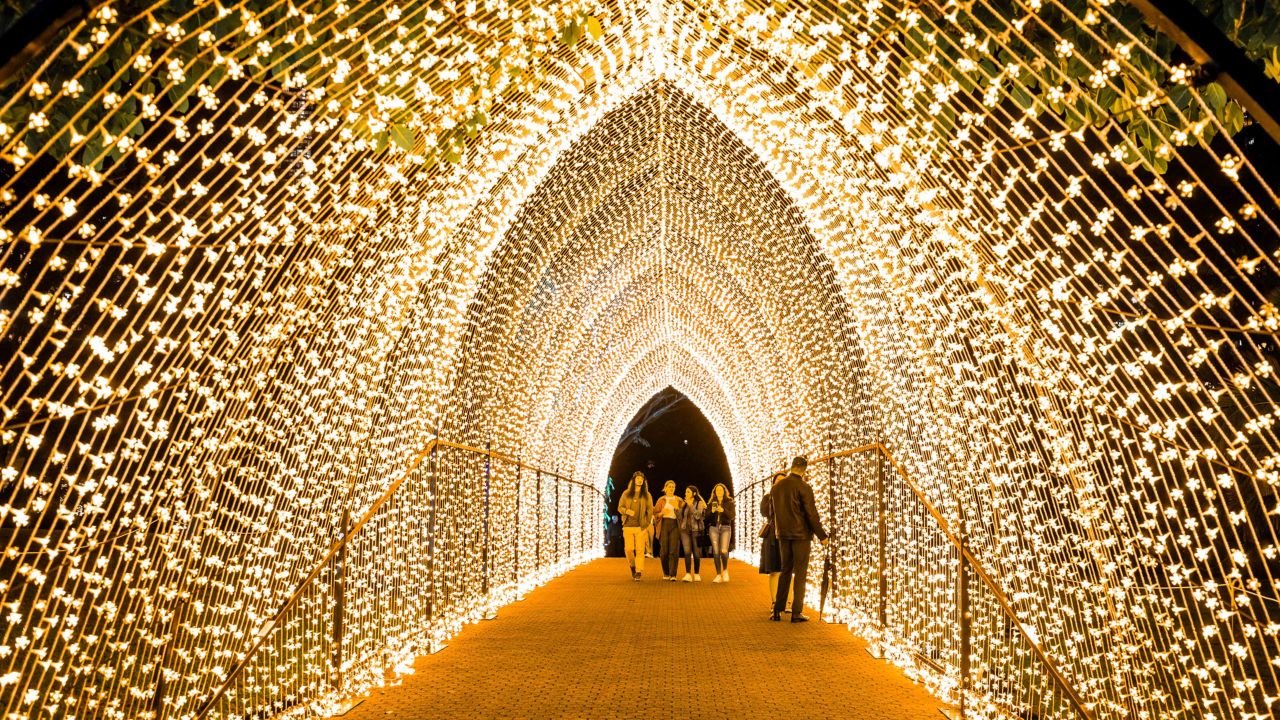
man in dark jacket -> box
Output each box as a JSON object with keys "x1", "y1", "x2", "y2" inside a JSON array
[{"x1": 769, "y1": 456, "x2": 828, "y2": 622}]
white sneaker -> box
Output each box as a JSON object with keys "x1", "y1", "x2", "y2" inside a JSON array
[
  {"x1": 693, "y1": 574, "x2": 702, "y2": 582},
  {"x1": 722, "y1": 571, "x2": 730, "y2": 582},
  {"x1": 682, "y1": 574, "x2": 692, "y2": 582},
  {"x1": 712, "y1": 574, "x2": 722, "y2": 583}
]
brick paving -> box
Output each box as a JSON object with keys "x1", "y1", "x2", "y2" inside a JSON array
[{"x1": 342, "y1": 558, "x2": 946, "y2": 719}]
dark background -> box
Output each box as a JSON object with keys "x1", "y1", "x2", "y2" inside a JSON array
[{"x1": 603, "y1": 387, "x2": 732, "y2": 556}]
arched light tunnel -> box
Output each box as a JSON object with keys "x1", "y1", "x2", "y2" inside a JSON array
[{"x1": 0, "y1": 0, "x2": 1278, "y2": 718}]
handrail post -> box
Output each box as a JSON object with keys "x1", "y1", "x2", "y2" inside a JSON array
[
  {"x1": 483, "y1": 440, "x2": 492, "y2": 597},
  {"x1": 554, "y1": 468, "x2": 561, "y2": 562},
  {"x1": 826, "y1": 439, "x2": 836, "y2": 617},
  {"x1": 877, "y1": 446, "x2": 887, "y2": 630},
  {"x1": 514, "y1": 456, "x2": 521, "y2": 584},
  {"x1": 535, "y1": 470, "x2": 543, "y2": 569},
  {"x1": 332, "y1": 505, "x2": 349, "y2": 691},
  {"x1": 428, "y1": 438, "x2": 438, "y2": 623},
  {"x1": 151, "y1": 594, "x2": 190, "y2": 719},
  {"x1": 958, "y1": 528, "x2": 971, "y2": 718}
]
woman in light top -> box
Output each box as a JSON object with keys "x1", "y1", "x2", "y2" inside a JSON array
[
  {"x1": 617, "y1": 471, "x2": 653, "y2": 581},
  {"x1": 706, "y1": 483, "x2": 735, "y2": 582},
  {"x1": 678, "y1": 486, "x2": 706, "y2": 582},
  {"x1": 652, "y1": 480, "x2": 684, "y2": 581}
]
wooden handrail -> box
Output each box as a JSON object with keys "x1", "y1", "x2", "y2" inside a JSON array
[
  {"x1": 194, "y1": 438, "x2": 602, "y2": 719},
  {"x1": 750, "y1": 443, "x2": 1095, "y2": 720}
]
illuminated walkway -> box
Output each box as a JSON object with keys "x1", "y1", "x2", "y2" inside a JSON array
[{"x1": 344, "y1": 559, "x2": 944, "y2": 719}]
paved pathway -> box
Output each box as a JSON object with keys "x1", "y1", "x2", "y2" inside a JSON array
[{"x1": 343, "y1": 558, "x2": 945, "y2": 719}]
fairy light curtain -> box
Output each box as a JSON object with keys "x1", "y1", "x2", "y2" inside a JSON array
[{"x1": 0, "y1": 0, "x2": 1276, "y2": 718}]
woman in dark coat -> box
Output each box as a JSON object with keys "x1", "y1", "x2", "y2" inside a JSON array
[{"x1": 759, "y1": 472, "x2": 786, "y2": 608}]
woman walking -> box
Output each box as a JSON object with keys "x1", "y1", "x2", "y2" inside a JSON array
[
  {"x1": 617, "y1": 471, "x2": 653, "y2": 580},
  {"x1": 678, "y1": 486, "x2": 706, "y2": 582},
  {"x1": 706, "y1": 483, "x2": 735, "y2": 582},
  {"x1": 652, "y1": 480, "x2": 684, "y2": 581},
  {"x1": 759, "y1": 472, "x2": 786, "y2": 608}
]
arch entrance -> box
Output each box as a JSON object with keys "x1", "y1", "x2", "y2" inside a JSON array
[{"x1": 605, "y1": 387, "x2": 733, "y2": 557}]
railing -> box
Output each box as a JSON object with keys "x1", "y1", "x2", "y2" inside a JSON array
[
  {"x1": 189, "y1": 438, "x2": 604, "y2": 720},
  {"x1": 738, "y1": 443, "x2": 1094, "y2": 720}
]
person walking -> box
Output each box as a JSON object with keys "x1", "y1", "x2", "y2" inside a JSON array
[
  {"x1": 678, "y1": 486, "x2": 706, "y2": 582},
  {"x1": 706, "y1": 483, "x2": 735, "y2": 583},
  {"x1": 770, "y1": 457, "x2": 828, "y2": 622},
  {"x1": 617, "y1": 471, "x2": 653, "y2": 580},
  {"x1": 758, "y1": 471, "x2": 786, "y2": 609},
  {"x1": 652, "y1": 480, "x2": 684, "y2": 581}
]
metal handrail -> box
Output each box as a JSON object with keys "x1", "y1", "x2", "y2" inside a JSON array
[
  {"x1": 749, "y1": 443, "x2": 1095, "y2": 720},
  {"x1": 193, "y1": 437, "x2": 603, "y2": 720}
]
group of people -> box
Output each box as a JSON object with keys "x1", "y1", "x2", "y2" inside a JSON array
[
  {"x1": 617, "y1": 472, "x2": 735, "y2": 582},
  {"x1": 614, "y1": 455, "x2": 827, "y2": 624}
]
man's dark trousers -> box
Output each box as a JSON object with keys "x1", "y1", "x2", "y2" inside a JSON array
[{"x1": 773, "y1": 537, "x2": 812, "y2": 615}]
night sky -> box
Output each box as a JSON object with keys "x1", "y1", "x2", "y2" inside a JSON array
[{"x1": 603, "y1": 387, "x2": 732, "y2": 555}]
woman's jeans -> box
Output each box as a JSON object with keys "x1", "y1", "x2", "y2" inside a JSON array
[
  {"x1": 622, "y1": 525, "x2": 646, "y2": 574},
  {"x1": 708, "y1": 524, "x2": 732, "y2": 574},
  {"x1": 658, "y1": 518, "x2": 681, "y2": 577},
  {"x1": 680, "y1": 530, "x2": 702, "y2": 574}
]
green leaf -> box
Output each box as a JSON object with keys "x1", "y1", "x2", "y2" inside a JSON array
[
  {"x1": 389, "y1": 124, "x2": 415, "y2": 151},
  {"x1": 375, "y1": 131, "x2": 389, "y2": 153},
  {"x1": 1223, "y1": 100, "x2": 1245, "y2": 136},
  {"x1": 1010, "y1": 85, "x2": 1034, "y2": 111},
  {"x1": 560, "y1": 20, "x2": 582, "y2": 47},
  {"x1": 1221, "y1": 0, "x2": 1244, "y2": 38},
  {"x1": 1097, "y1": 86, "x2": 1117, "y2": 112},
  {"x1": 1203, "y1": 82, "x2": 1227, "y2": 114},
  {"x1": 585, "y1": 15, "x2": 603, "y2": 40}
]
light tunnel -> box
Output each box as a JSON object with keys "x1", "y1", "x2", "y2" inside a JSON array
[{"x1": 0, "y1": 0, "x2": 1278, "y2": 718}]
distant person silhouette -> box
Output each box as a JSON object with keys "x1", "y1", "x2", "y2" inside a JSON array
[
  {"x1": 769, "y1": 457, "x2": 827, "y2": 622},
  {"x1": 617, "y1": 471, "x2": 653, "y2": 580}
]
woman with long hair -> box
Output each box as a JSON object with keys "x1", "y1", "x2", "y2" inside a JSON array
[
  {"x1": 678, "y1": 486, "x2": 706, "y2": 582},
  {"x1": 652, "y1": 480, "x2": 685, "y2": 581},
  {"x1": 706, "y1": 483, "x2": 735, "y2": 582},
  {"x1": 617, "y1": 471, "x2": 653, "y2": 580},
  {"x1": 759, "y1": 472, "x2": 787, "y2": 607}
]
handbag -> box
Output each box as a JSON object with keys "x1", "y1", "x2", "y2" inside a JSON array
[{"x1": 758, "y1": 520, "x2": 772, "y2": 539}]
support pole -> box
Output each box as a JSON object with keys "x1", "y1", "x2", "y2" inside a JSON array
[
  {"x1": 483, "y1": 440, "x2": 492, "y2": 597},
  {"x1": 332, "y1": 506, "x2": 349, "y2": 690},
  {"x1": 514, "y1": 457, "x2": 521, "y2": 584},
  {"x1": 535, "y1": 471, "x2": 542, "y2": 569},
  {"x1": 151, "y1": 595, "x2": 190, "y2": 719},
  {"x1": 877, "y1": 448, "x2": 887, "y2": 630},
  {"x1": 554, "y1": 470, "x2": 561, "y2": 562},
  {"x1": 428, "y1": 438, "x2": 438, "y2": 623},
  {"x1": 958, "y1": 531, "x2": 972, "y2": 719},
  {"x1": 826, "y1": 439, "x2": 837, "y2": 620}
]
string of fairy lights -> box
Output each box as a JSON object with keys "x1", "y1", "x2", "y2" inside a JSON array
[{"x1": 0, "y1": 0, "x2": 1277, "y2": 718}]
